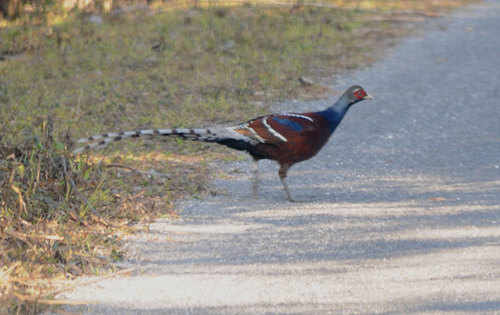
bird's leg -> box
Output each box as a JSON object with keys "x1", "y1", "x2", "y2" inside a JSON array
[
  {"x1": 252, "y1": 159, "x2": 259, "y2": 198},
  {"x1": 278, "y1": 164, "x2": 294, "y2": 202}
]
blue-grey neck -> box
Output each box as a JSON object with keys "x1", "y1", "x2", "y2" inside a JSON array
[{"x1": 318, "y1": 94, "x2": 353, "y2": 133}]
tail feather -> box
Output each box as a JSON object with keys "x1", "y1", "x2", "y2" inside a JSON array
[{"x1": 72, "y1": 127, "x2": 257, "y2": 154}]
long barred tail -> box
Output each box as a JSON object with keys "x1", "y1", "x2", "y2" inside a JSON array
[
  {"x1": 72, "y1": 126, "x2": 257, "y2": 154},
  {"x1": 72, "y1": 128, "x2": 220, "y2": 154}
]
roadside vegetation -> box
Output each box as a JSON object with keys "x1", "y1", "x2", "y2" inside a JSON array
[{"x1": 0, "y1": 0, "x2": 475, "y2": 312}]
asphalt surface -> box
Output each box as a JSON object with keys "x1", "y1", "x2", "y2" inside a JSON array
[{"x1": 51, "y1": 1, "x2": 500, "y2": 314}]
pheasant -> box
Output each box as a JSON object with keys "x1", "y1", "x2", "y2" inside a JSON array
[{"x1": 74, "y1": 85, "x2": 372, "y2": 201}]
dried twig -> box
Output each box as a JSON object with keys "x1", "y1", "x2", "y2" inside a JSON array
[{"x1": 4, "y1": 229, "x2": 63, "y2": 242}]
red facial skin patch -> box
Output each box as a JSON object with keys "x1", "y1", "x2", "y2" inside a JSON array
[{"x1": 353, "y1": 89, "x2": 367, "y2": 99}]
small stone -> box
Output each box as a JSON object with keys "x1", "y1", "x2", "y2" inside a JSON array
[
  {"x1": 221, "y1": 40, "x2": 235, "y2": 51},
  {"x1": 89, "y1": 15, "x2": 103, "y2": 24},
  {"x1": 298, "y1": 76, "x2": 314, "y2": 86}
]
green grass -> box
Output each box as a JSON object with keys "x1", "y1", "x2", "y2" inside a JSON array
[{"x1": 0, "y1": 5, "x2": 374, "y2": 146}]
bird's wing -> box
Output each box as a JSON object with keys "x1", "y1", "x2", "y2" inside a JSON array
[
  {"x1": 231, "y1": 113, "x2": 317, "y2": 144},
  {"x1": 230, "y1": 115, "x2": 273, "y2": 144}
]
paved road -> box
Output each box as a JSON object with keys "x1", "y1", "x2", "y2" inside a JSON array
[{"x1": 54, "y1": 1, "x2": 500, "y2": 314}]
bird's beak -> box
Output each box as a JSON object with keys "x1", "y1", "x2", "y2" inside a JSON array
[{"x1": 363, "y1": 94, "x2": 374, "y2": 100}]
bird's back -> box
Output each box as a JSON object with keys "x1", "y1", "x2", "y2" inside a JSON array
[{"x1": 233, "y1": 112, "x2": 334, "y2": 164}]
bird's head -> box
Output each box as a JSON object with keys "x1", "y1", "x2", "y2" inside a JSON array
[{"x1": 345, "y1": 85, "x2": 373, "y2": 104}]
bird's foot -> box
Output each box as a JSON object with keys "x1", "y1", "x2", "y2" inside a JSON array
[
  {"x1": 287, "y1": 197, "x2": 310, "y2": 203},
  {"x1": 285, "y1": 192, "x2": 297, "y2": 202},
  {"x1": 252, "y1": 184, "x2": 259, "y2": 199}
]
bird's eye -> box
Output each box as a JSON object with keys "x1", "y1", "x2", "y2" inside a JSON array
[{"x1": 353, "y1": 89, "x2": 366, "y2": 99}]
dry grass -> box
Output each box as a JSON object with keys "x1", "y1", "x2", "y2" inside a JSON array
[
  {"x1": 0, "y1": 0, "x2": 476, "y2": 312},
  {"x1": 0, "y1": 123, "x2": 212, "y2": 313}
]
